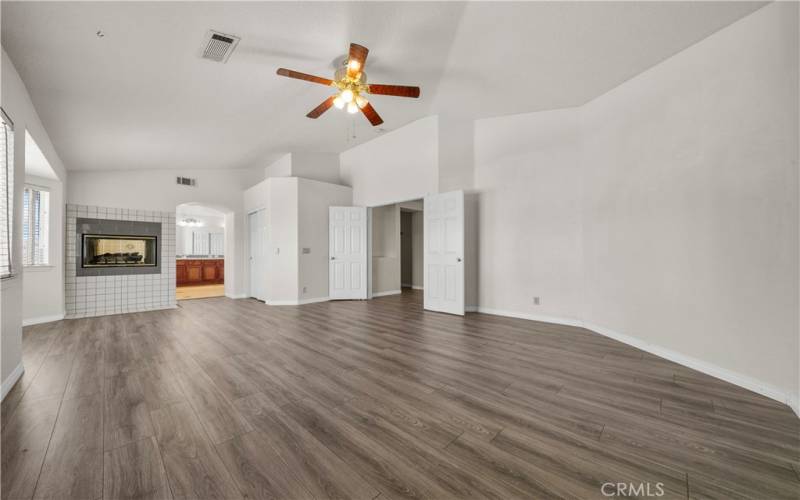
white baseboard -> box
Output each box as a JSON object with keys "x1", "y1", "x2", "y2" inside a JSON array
[
  {"x1": 372, "y1": 289, "x2": 401, "y2": 298},
  {"x1": 298, "y1": 296, "x2": 330, "y2": 305},
  {"x1": 402, "y1": 283, "x2": 412, "y2": 288},
  {"x1": 412, "y1": 285, "x2": 423, "y2": 290},
  {"x1": 1, "y1": 363, "x2": 24, "y2": 401},
  {"x1": 22, "y1": 313, "x2": 65, "y2": 327},
  {"x1": 789, "y1": 396, "x2": 800, "y2": 419},
  {"x1": 475, "y1": 306, "x2": 798, "y2": 417},
  {"x1": 65, "y1": 304, "x2": 176, "y2": 319},
  {"x1": 265, "y1": 296, "x2": 329, "y2": 306},
  {"x1": 266, "y1": 300, "x2": 297, "y2": 306},
  {"x1": 476, "y1": 307, "x2": 583, "y2": 328},
  {"x1": 583, "y1": 320, "x2": 799, "y2": 417},
  {"x1": 465, "y1": 305, "x2": 478, "y2": 312},
  {"x1": 226, "y1": 293, "x2": 249, "y2": 299}
]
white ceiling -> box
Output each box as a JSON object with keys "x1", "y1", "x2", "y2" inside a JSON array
[{"x1": 1, "y1": 1, "x2": 765, "y2": 172}]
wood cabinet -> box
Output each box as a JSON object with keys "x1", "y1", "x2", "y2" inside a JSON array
[{"x1": 176, "y1": 259, "x2": 224, "y2": 286}]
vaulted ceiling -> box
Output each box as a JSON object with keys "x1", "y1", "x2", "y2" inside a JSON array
[{"x1": 1, "y1": 1, "x2": 765, "y2": 172}]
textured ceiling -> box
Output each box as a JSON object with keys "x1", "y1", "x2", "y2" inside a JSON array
[{"x1": 1, "y1": 1, "x2": 765, "y2": 172}]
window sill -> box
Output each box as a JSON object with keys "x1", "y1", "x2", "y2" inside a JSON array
[
  {"x1": 23, "y1": 265, "x2": 55, "y2": 273},
  {"x1": 0, "y1": 274, "x2": 20, "y2": 290}
]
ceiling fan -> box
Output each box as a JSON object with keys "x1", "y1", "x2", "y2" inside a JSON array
[{"x1": 276, "y1": 43, "x2": 420, "y2": 126}]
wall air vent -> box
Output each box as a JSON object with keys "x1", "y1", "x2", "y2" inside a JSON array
[
  {"x1": 176, "y1": 177, "x2": 196, "y2": 187},
  {"x1": 201, "y1": 30, "x2": 240, "y2": 63}
]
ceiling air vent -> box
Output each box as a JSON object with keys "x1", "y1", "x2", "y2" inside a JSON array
[
  {"x1": 201, "y1": 30, "x2": 240, "y2": 63},
  {"x1": 176, "y1": 176, "x2": 196, "y2": 187}
]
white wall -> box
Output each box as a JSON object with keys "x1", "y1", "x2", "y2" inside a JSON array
[
  {"x1": 438, "y1": 113, "x2": 475, "y2": 192},
  {"x1": 471, "y1": 2, "x2": 798, "y2": 409},
  {"x1": 292, "y1": 153, "x2": 341, "y2": 185},
  {"x1": 244, "y1": 176, "x2": 353, "y2": 304},
  {"x1": 340, "y1": 116, "x2": 439, "y2": 207},
  {"x1": 265, "y1": 154, "x2": 292, "y2": 178},
  {"x1": 581, "y1": 2, "x2": 798, "y2": 408},
  {"x1": 264, "y1": 177, "x2": 298, "y2": 303},
  {"x1": 1, "y1": 48, "x2": 68, "y2": 397},
  {"x1": 297, "y1": 178, "x2": 352, "y2": 301},
  {"x1": 474, "y1": 107, "x2": 584, "y2": 321},
  {"x1": 339, "y1": 3, "x2": 798, "y2": 410},
  {"x1": 264, "y1": 153, "x2": 341, "y2": 185},
  {"x1": 66, "y1": 167, "x2": 260, "y2": 299},
  {"x1": 22, "y1": 174, "x2": 65, "y2": 325}
]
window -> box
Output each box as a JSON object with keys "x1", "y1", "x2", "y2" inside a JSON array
[
  {"x1": 0, "y1": 109, "x2": 13, "y2": 278},
  {"x1": 210, "y1": 232, "x2": 224, "y2": 256},
  {"x1": 22, "y1": 185, "x2": 50, "y2": 266},
  {"x1": 192, "y1": 231, "x2": 210, "y2": 255}
]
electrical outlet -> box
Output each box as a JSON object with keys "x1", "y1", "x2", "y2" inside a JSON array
[{"x1": 533, "y1": 296, "x2": 540, "y2": 305}]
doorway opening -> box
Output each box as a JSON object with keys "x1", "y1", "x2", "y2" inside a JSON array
[
  {"x1": 175, "y1": 203, "x2": 226, "y2": 300},
  {"x1": 370, "y1": 199, "x2": 423, "y2": 302}
]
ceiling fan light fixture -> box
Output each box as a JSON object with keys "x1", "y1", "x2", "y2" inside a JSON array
[
  {"x1": 276, "y1": 42, "x2": 419, "y2": 126},
  {"x1": 341, "y1": 89, "x2": 354, "y2": 103}
]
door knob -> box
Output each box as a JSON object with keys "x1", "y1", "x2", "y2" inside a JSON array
[
  {"x1": 457, "y1": 257, "x2": 462, "y2": 262},
  {"x1": 330, "y1": 257, "x2": 335, "y2": 260}
]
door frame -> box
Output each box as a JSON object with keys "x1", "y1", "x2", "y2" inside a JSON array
[{"x1": 364, "y1": 196, "x2": 426, "y2": 300}]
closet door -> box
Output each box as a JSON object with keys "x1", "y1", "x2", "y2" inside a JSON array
[
  {"x1": 248, "y1": 209, "x2": 267, "y2": 300},
  {"x1": 329, "y1": 206, "x2": 367, "y2": 300}
]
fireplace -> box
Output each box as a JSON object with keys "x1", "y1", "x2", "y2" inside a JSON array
[
  {"x1": 82, "y1": 234, "x2": 157, "y2": 268},
  {"x1": 76, "y1": 217, "x2": 162, "y2": 276}
]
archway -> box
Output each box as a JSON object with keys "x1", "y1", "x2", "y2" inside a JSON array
[{"x1": 175, "y1": 202, "x2": 229, "y2": 300}]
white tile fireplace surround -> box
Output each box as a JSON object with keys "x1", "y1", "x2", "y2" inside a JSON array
[{"x1": 66, "y1": 204, "x2": 176, "y2": 318}]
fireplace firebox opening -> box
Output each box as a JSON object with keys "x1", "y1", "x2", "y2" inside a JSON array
[
  {"x1": 82, "y1": 234, "x2": 157, "y2": 268},
  {"x1": 75, "y1": 217, "x2": 162, "y2": 276}
]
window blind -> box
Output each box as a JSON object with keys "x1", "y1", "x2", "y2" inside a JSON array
[
  {"x1": 209, "y1": 232, "x2": 224, "y2": 256},
  {"x1": 23, "y1": 186, "x2": 50, "y2": 266},
  {"x1": 0, "y1": 110, "x2": 13, "y2": 278},
  {"x1": 192, "y1": 231, "x2": 209, "y2": 255}
]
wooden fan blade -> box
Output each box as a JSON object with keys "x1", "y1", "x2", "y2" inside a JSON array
[
  {"x1": 306, "y1": 96, "x2": 336, "y2": 119},
  {"x1": 366, "y1": 84, "x2": 420, "y2": 98},
  {"x1": 277, "y1": 68, "x2": 333, "y2": 86},
  {"x1": 346, "y1": 43, "x2": 369, "y2": 79},
  {"x1": 360, "y1": 103, "x2": 384, "y2": 126}
]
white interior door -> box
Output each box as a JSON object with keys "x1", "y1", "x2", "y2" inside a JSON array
[
  {"x1": 248, "y1": 209, "x2": 267, "y2": 300},
  {"x1": 424, "y1": 190, "x2": 464, "y2": 315},
  {"x1": 329, "y1": 206, "x2": 368, "y2": 300}
]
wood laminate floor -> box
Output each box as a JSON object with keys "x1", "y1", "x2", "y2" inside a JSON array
[
  {"x1": 176, "y1": 284, "x2": 226, "y2": 301},
  {"x1": 2, "y1": 290, "x2": 798, "y2": 499}
]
